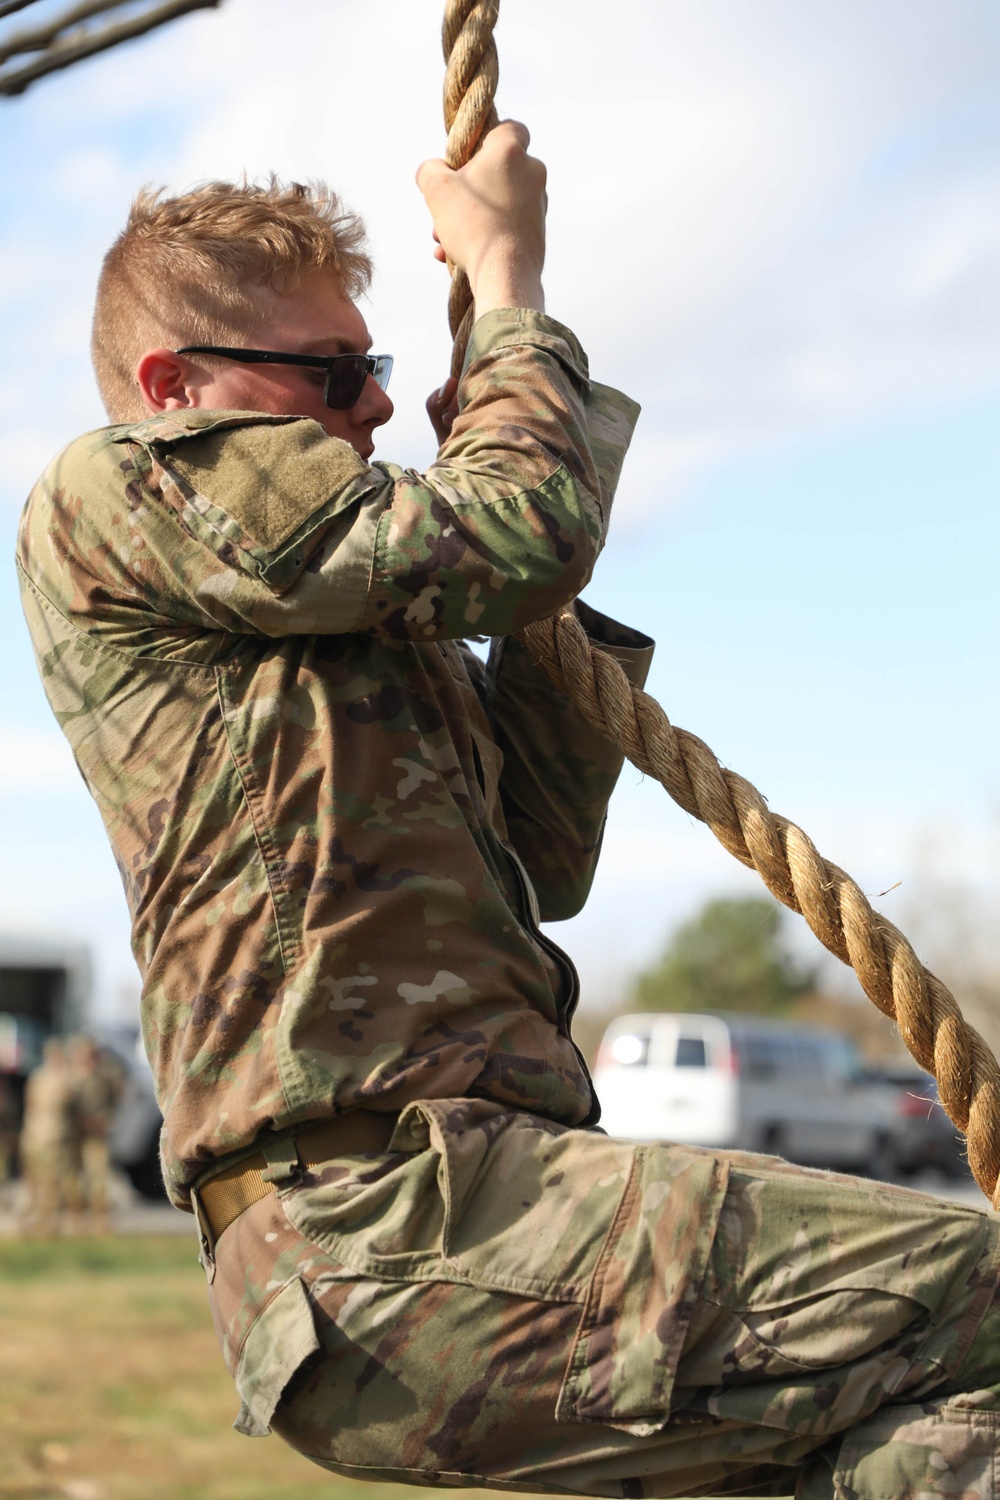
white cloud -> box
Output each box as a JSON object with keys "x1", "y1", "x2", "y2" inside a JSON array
[
  {"x1": 0, "y1": 721, "x2": 80, "y2": 790},
  {"x1": 49, "y1": 145, "x2": 133, "y2": 204}
]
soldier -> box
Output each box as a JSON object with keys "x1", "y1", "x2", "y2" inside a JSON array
[
  {"x1": 19, "y1": 1037, "x2": 81, "y2": 1235},
  {"x1": 16, "y1": 124, "x2": 1000, "y2": 1496},
  {"x1": 66, "y1": 1035, "x2": 125, "y2": 1233}
]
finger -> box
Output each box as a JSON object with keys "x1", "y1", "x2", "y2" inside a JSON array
[
  {"x1": 416, "y1": 156, "x2": 451, "y2": 194},
  {"x1": 426, "y1": 376, "x2": 458, "y2": 414},
  {"x1": 496, "y1": 118, "x2": 530, "y2": 150}
]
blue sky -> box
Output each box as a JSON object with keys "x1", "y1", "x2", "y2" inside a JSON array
[{"x1": 1, "y1": 0, "x2": 998, "y2": 1025}]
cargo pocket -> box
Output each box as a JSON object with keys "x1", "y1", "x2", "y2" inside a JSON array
[
  {"x1": 827, "y1": 1403, "x2": 998, "y2": 1500},
  {"x1": 232, "y1": 1275, "x2": 321, "y2": 1438},
  {"x1": 556, "y1": 1144, "x2": 728, "y2": 1436}
]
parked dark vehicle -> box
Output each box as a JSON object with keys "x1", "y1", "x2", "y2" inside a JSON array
[
  {"x1": 93, "y1": 1024, "x2": 166, "y2": 1200},
  {"x1": 877, "y1": 1069, "x2": 970, "y2": 1180}
]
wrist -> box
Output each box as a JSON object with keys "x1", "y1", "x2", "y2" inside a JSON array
[
  {"x1": 467, "y1": 245, "x2": 545, "y2": 315},
  {"x1": 471, "y1": 272, "x2": 545, "y2": 317}
]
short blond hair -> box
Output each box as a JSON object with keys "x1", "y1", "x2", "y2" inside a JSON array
[{"x1": 91, "y1": 176, "x2": 373, "y2": 422}]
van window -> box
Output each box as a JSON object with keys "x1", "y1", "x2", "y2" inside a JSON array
[
  {"x1": 741, "y1": 1036, "x2": 776, "y2": 1079},
  {"x1": 777, "y1": 1036, "x2": 815, "y2": 1074},
  {"x1": 674, "y1": 1036, "x2": 707, "y2": 1068},
  {"x1": 799, "y1": 1038, "x2": 828, "y2": 1074}
]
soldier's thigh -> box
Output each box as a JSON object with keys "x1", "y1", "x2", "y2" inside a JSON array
[
  {"x1": 673, "y1": 1153, "x2": 999, "y2": 1422},
  {"x1": 270, "y1": 1274, "x2": 826, "y2": 1496},
  {"x1": 216, "y1": 1112, "x2": 999, "y2": 1499},
  {"x1": 666, "y1": 1153, "x2": 1000, "y2": 1500}
]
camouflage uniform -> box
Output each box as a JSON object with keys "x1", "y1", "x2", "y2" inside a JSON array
[
  {"x1": 68, "y1": 1037, "x2": 126, "y2": 1230},
  {"x1": 16, "y1": 309, "x2": 1000, "y2": 1496},
  {"x1": 19, "y1": 1040, "x2": 82, "y2": 1234}
]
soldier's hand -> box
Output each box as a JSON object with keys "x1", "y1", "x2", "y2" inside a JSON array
[
  {"x1": 426, "y1": 376, "x2": 460, "y2": 446},
  {"x1": 416, "y1": 120, "x2": 546, "y2": 316}
]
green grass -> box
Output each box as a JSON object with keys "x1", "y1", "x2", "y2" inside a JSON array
[
  {"x1": 0, "y1": 1234, "x2": 195, "y2": 1279},
  {"x1": 0, "y1": 1235, "x2": 380, "y2": 1500}
]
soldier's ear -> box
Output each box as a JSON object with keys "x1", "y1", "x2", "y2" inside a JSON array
[{"x1": 135, "y1": 349, "x2": 193, "y2": 414}]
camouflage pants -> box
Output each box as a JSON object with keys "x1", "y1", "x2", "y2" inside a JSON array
[
  {"x1": 199, "y1": 1099, "x2": 1000, "y2": 1499},
  {"x1": 20, "y1": 1136, "x2": 82, "y2": 1235},
  {"x1": 77, "y1": 1136, "x2": 112, "y2": 1228}
]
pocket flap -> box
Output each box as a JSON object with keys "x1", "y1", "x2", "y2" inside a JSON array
[
  {"x1": 233, "y1": 1275, "x2": 321, "y2": 1437},
  {"x1": 556, "y1": 1145, "x2": 728, "y2": 1434}
]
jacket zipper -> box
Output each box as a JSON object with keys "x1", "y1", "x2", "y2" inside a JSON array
[{"x1": 499, "y1": 838, "x2": 601, "y2": 1126}]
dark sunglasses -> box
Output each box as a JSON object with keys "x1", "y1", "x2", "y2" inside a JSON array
[{"x1": 175, "y1": 345, "x2": 393, "y2": 410}]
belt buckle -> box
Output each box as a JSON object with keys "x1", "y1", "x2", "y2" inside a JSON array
[{"x1": 260, "y1": 1133, "x2": 303, "y2": 1186}]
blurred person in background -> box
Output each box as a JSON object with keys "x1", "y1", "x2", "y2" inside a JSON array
[
  {"x1": 19, "y1": 1037, "x2": 82, "y2": 1236},
  {"x1": 67, "y1": 1035, "x2": 126, "y2": 1233}
]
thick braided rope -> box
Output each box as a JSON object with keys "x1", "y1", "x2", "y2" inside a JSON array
[
  {"x1": 519, "y1": 610, "x2": 1000, "y2": 1209},
  {"x1": 442, "y1": 0, "x2": 499, "y2": 375},
  {"x1": 438, "y1": 1, "x2": 1000, "y2": 1209}
]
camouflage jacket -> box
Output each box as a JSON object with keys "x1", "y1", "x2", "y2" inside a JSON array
[
  {"x1": 20, "y1": 1064, "x2": 79, "y2": 1150},
  {"x1": 17, "y1": 308, "x2": 650, "y2": 1208}
]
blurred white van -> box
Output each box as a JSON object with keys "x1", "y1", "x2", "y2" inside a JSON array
[{"x1": 593, "y1": 1011, "x2": 893, "y2": 1174}]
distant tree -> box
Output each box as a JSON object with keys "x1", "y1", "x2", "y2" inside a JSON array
[{"x1": 631, "y1": 896, "x2": 818, "y2": 1016}]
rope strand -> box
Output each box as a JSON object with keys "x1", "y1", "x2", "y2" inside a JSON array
[{"x1": 441, "y1": 0, "x2": 500, "y2": 372}]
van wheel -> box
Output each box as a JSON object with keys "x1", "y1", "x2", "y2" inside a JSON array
[{"x1": 761, "y1": 1125, "x2": 788, "y2": 1162}]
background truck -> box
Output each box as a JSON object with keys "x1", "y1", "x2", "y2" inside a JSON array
[{"x1": 0, "y1": 935, "x2": 90, "y2": 1132}]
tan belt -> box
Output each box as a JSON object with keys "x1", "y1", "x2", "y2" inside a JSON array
[{"x1": 196, "y1": 1111, "x2": 399, "y2": 1244}]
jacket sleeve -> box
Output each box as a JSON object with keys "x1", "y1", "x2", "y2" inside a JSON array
[
  {"x1": 486, "y1": 600, "x2": 654, "y2": 921},
  {"x1": 21, "y1": 310, "x2": 641, "y2": 651}
]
